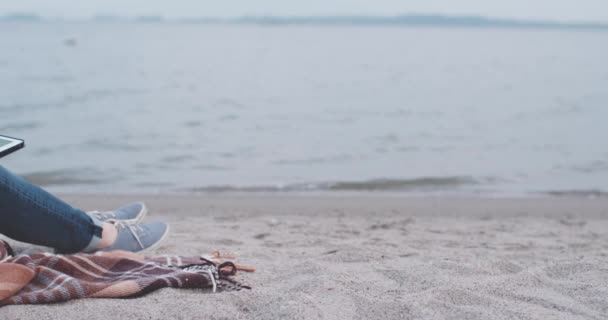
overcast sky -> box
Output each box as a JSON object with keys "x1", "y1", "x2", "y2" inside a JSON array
[{"x1": 1, "y1": 0, "x2": 607, "y2": 23}]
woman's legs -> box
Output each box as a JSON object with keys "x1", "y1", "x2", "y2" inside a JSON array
[{"x1": 0, "y1": 165, "x2": 104, "y2": 253}]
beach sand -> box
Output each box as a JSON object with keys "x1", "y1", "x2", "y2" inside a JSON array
[{"x1": 2, "y1": 193, "x2": 608, "y2": 319}]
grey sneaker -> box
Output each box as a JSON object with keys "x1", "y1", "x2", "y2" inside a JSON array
[
  {"x1": 100, "y1": 221, "x2": 170, "y2": 253},
  {"x1": 89, "y1": 202, "x2": 147, "y2": 223}
]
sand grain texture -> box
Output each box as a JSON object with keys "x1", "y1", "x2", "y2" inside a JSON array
[{"x1": 2, "y1": 194, "x2": 608, "y2": 319}]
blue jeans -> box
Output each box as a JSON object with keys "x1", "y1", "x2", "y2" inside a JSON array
[{"x1": 0, "y1": 165, "x2": 102, "y2": 253}]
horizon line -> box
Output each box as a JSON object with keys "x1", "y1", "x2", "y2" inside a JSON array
[{"x1": 1, "y1": 13, "x2": 607, "y2": 30}]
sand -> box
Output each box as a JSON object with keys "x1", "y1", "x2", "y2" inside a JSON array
[{"x1": 1, "y1": 193, "x2": 608, "y2": 319}]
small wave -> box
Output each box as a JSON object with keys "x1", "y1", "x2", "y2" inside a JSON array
[
  {"x1": 272, "y1": 154, "x2": 353, "y2": 165},
  {"x1": 162, "y1": 155, "x2": 197, "y2": 163},
  {"x1": 543, "y1": 189, "x2": 608, "y2": 198},
  {"x1": 0, "y1": 121, "x2": 41, "y2": 131},
  {"x1": 569, "y1": 160, "x2": 608, "y2": 173},
  {"x1": 185, "y1": 185, "x2": 293, "y2": 192},
  {"x1": 184, "y1": 176, "x2": 481, "y2": 193},
  {"x1": 323, "y1": 176, "x2": 479, "y2": 191},
  {"x1": 192, "y1": 164, "x2": 233, "y2": 171},
  {"x1": 21, "y1": 169, "x2": 107, "y2": 186}
]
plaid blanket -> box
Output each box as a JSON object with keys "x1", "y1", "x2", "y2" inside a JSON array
[{"x1": 0, "y1": 240, "x2": 249, "y2": 306}]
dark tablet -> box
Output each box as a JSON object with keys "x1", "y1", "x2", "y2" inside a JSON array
[{"x1": 0, "y1": 135, "x2": 25, "y2": 158}]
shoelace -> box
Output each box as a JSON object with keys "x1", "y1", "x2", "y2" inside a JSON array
[
  {"x1": 89, "y1": 210, "x2": 117, "y2": 221},
  {"x1": 113, "y1": 221, "x2": 146, "y2": 249}
]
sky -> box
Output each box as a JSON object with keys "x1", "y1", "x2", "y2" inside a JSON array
[{"x1": 0, "y1": 0, "x2": 607, "y2": 23}]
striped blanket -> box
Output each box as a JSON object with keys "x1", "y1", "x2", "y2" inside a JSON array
[{"x1": 0, "y1": 240, "x2": 249, "y2": 306}]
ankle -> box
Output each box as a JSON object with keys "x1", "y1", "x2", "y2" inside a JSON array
[{"x1": 96, "y1": 223, "x2": 118, "y2": 249}]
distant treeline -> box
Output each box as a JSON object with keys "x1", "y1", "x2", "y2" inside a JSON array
[{"x1": 1, "y1": 13, "x2": 607, "y2": 30}]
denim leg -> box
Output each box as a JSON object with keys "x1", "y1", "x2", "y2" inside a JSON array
[{"x1": 0, "y1": 165, "x2": 97, "y2": 253}]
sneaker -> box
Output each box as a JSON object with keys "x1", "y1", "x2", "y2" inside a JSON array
[
  {"x1": 89, "y1": 202, "x2": 147, "y2": 223},
  {"x1": 100, "y1": 221, "x2": 170, "y2": 253}
]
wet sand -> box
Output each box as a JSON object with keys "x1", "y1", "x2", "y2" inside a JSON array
[{"x1": 2, "y1": 193, "x2": 608, "y2": 319}]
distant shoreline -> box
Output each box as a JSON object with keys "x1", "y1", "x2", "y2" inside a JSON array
[
  {"x1": 17, "y1": 170, "x2": 608, "y2": 198},
  {"x1": 1, "y1": 13, "x2": 607, "y2": 30}
]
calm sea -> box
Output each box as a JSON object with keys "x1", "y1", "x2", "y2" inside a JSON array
[{"x1": 1, "y1": 22, "x2": 607, "y2": 195}]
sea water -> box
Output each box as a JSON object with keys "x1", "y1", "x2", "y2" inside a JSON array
[{"x1": 1, "y1": 22, "x2": 607, "y2": 194}]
